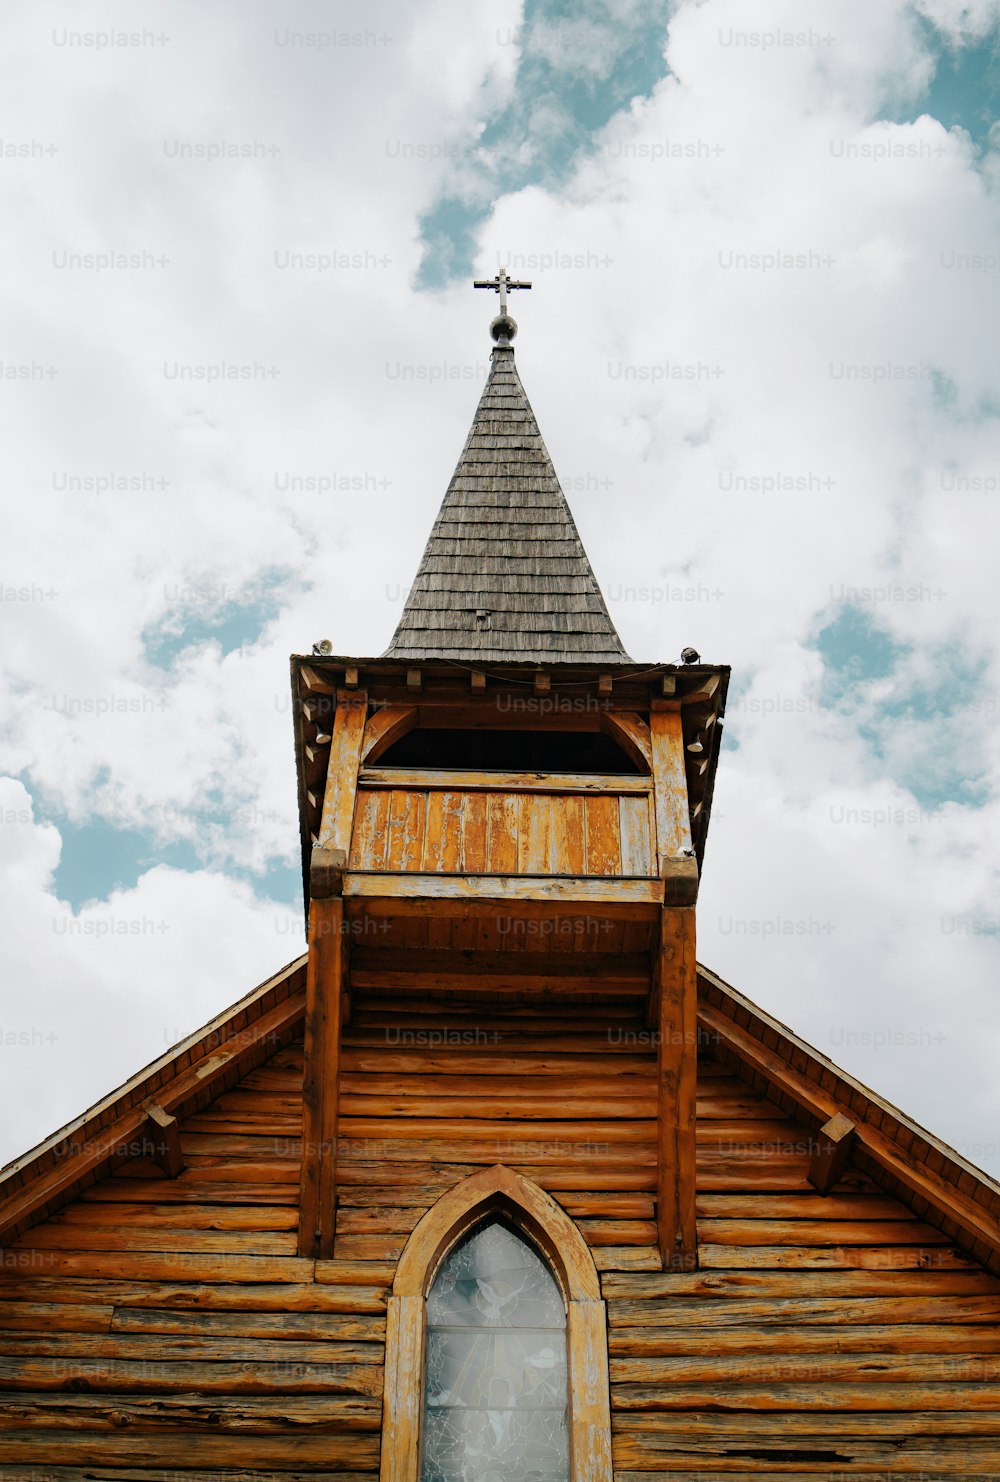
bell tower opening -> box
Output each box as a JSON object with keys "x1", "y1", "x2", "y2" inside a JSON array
[{"x1": 376, "y1": 725, "x2": 645, "y2": 774}]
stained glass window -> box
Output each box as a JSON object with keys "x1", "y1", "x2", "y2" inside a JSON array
[{"x1": 421, "y1": 1219, "x2": 569, "y2": 1482}]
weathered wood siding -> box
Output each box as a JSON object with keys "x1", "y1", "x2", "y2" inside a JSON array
[
  {"x1": 2, "y1": 991, "x2": 999, "y2": 1477},
  {"x1": 350, "y1": 781, "x2": 655, "y2": 877}
]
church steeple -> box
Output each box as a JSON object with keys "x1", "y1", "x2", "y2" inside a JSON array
[{"x1": 384, "y1": 274, "x2": 629, "y2": 665}]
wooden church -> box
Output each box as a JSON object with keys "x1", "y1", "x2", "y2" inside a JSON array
[{"x1": 2, "y1": 276, "x2": 1000, "y2": 1480}]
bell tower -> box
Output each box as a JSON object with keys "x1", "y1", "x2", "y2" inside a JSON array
[{"x1": 290, "y1": 280, "x2": 729, "y2": 1268}]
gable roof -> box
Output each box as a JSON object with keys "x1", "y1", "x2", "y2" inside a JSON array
[
  {"x1": 3, "y1": 952, "x2": 998, "y2": 1276},
  {"x1": 383, "y1": 341, "x2": 630, "y2": 665}
]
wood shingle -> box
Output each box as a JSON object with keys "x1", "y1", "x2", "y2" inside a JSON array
[{"x1": 384, "y1": 343, "x2": 631, "y2": 664}]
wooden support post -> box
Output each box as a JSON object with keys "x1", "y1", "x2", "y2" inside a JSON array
[
  {"x1": 809, "y1": 1112, "x2": 857, "y2": 1193},
  {"x1": 534, "y1": 671, "x2": 551, "y2": 695},
  {"x1": 650, "y1": 701, "x2": 698, "y2": 904},
  {"x1": 656, "y1": 905, "x2": 697, "y2": 1270},
  {"x1": 144, "y1": 1104, "x2": 184, "y2": 1178},
  {"x1": 317, "y1": 689, "x2": 368, "y2": 856},
  {"x1": 470, "y1": 670, "x2": 486, "y2": 692},
  {"x1": 299, "y1": 895, "x2": 345, "y2": 1258},
  {"x1": 406, "y1": 668, "x2": 422, "y2": 692}
]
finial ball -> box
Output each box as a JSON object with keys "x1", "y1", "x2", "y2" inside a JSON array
[{"x1": 490, "y1": 312, "x2": 518, "y2": 343}]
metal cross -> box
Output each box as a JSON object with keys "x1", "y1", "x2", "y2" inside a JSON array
[{"x1": 473, "y1": 266, "x2": 532, "y2": 316}]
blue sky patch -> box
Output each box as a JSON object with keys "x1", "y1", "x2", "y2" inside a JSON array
[
  {"x1": 51, "y1": 815, "x2": 203, "y2": 909},
  {"x1": 418, "y1": 0, "x2": 672, "y2": 289},
  {"x1": 891, "y1": 13, "x2": 1000, "y2": 147},
  {"x1": 814, "y1": 603, "x2": 904, "y2": 706},
  {"x1": 812, "y1": 606, "x2": 990, "y2": 810},
  {"x1": 144, "y1": 568, "x2": 293, "y2": 670}
]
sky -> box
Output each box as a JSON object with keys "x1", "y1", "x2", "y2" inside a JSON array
[{"x1": 1, "y1": 0, "x2": 999, "y2": 1179}]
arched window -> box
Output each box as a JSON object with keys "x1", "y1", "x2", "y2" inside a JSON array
[
  {"x1": 422, "y1": 1220, "x2": 569, "y2": 1481},
  {"x1": 380, "y1": 1165, "x2": 612, "y2": 1482}
]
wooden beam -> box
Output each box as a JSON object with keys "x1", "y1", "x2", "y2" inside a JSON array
[
  {"x1": 343, "y1": 873, "x2": 663, "y2": 907},
  {"x1": 534, "y1": 671, "x2": 551, "y2": 695},
  {"x1": 649, "y1": 704, "x2": 696, "y2": 885},
  {"x1": 809, "y1": 1113, "x2": 858, "y2": 1193},
  {"x1": 317, "y1": 689, "x2": 368, "y2": 855},
  {"x1": 656, "y1": 907, "x2": 697, "y2": 1271},
  {"x1": 299, "y1": 663, "x2": 336, "y2": 694},
  {"x1": 359, "y1": 703, "x2": 417, "y2": 765},
  {"x1": 406, "y1": 668, "x2": 422, "y2": 692},
  {"x1": 143, "y1": 1105, "x2": 184, "y2": 1179},
  {"x1": 358, "y1": 766, "x2": 652, "y2": 794},
  {"x1": 298, "y1": 897, "x2": 346, "y2": 1259},
  {"x1": 599, "y1": 712, "x2": 652, "y2": 772},
  {"x1": 470, "y1": 669, "x2": 486, "y2": 692},
  {"x1": 344, "y1": 665, "x2": 360, "y2": 689}
]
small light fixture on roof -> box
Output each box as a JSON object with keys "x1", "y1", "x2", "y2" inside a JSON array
[
  {"x1": 681, "y1": 646, "x2": 700, "y2": 664},
  {"x1": 312, "y1": 639, "x2": 334, "y2": 656}
]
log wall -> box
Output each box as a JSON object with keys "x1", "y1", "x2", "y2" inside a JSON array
[{"x1": 2, "y1": 990, "x2": 999, "y2": 1478}]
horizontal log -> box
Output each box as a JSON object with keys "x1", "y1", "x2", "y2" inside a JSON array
[
  {"x1": 601, "y1": 1268, "x2": 1000, "y2": 1299},
  {"x1": 592, "y1": 1247, "x2": 662, "y2": 1272},
  {"x1": 339, "y1": 1050, "x2": 659, "y2": 1077},
  {"x1": 336, "y1": 1116, "x2": 655, "y2": 1142},
  {"x1": 337, "y1": 1093, "x2": 657, "y2": 1119},
  {"x1": 622, "y1": 1410, "x2": 1000, "y2": 1439},
  {"x1": 699, "y1": 1243, "x2": 974, "y2": 1270},
  {"x1": 12, "y1": 1227, "x2": 297, "y2": 1255},
  {"x1": 694, "y1": 1192, "x2": 912, "y2": 1219},
  {"x1": 0, "y1": 1471, "x2": 377, "y2": 1482},
  {"x1": 0, "y1": 1391, "x2": 381, "y2": 1432},
  {"x1": 610, "y1": 1351, "x2": 1000, "y2": 1384},
  {"x1": 610, "y1": 1379, "x2": 1000, "y2": 1410},
  {"x1": 0, "y1": 1431, "x2": 381, "y2": 1466},
  {"x1": 608, "y1": 1322, "x2": 1000, "y2": 1356},
  {"x1": 613, "y1": 1428, "x2": 1000, "y2": 1471},
  {"x1": 696, "y1": 1217, "x2": 942, "y2": 1247},
  {"x1": 108, "y1": 1307, "x2": 384, "y2": 1342},
  {"x1": 606, "y1": 1294, "x2": 1000, "y2": 1327},
  {"x1": 0, "y1": 1355, "x2": 382, "y2": 1396},
  {"x1": 340, "y1": 1162, "x2": 658, "y2": 1191},
  {"x1": 80, "y1": 1180, "x2": 299, "y2": 1204},
  {"x1": 575, "y1": 1220, "x2": 658, "y2": 1247},
  {"x1": 0, "y1": 1334, "x2": 382, "y2": 1364},
  {"x1": 0, "y1": 1304, "x2": 115, "y2": 1341},
  {"x1": 0, "y1": 1277, "x2": 389, "y2": 1314},
  {"x1": 50, "y1": 1202, "x2": 298, "y2": 1229},
  {"x1": 613, "y1": 1470, "x2": 995, "y2": 1482},
  {"x1": 0, "y1": 1252, "x2": 315, "y2": 1283}
]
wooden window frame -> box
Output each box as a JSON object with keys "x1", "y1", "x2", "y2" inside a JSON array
[{"x1": 379, "y1": 1164, "x2": 613, "y2": 1482}]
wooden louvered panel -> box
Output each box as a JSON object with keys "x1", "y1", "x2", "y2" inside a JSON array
[{"x1": 349, "y1": 783, "x2": 654, "y2": 877}]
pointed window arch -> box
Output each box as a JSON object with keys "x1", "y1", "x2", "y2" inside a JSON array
[
  {"x1": 422, "y1": 1219, "x2": 569, "y2": 1479},
  {"x1": 380, "y1": 1166, "x2": 612, "y2": 1482}
]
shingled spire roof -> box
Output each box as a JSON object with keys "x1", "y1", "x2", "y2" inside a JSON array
[{"x1": 384, "y1": 310, "x2": 630, "y2": 665}]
